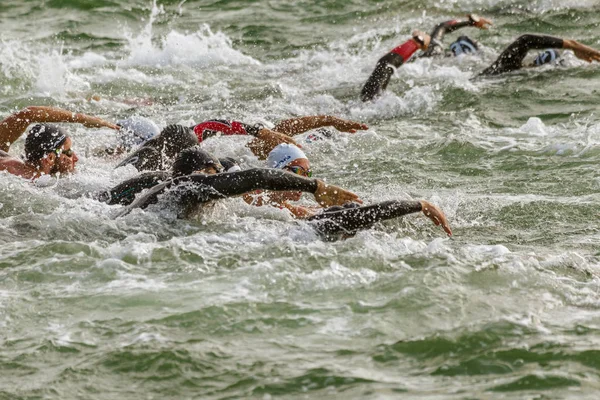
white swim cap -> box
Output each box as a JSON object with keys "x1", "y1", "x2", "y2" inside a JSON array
[
  {"x1": 117, "y1": 116, "x2": 160, "y2": 149},
  {"x1": 266, "y1": 143, "x2": 307, "y2": 169}
]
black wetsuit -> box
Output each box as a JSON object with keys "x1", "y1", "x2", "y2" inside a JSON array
[
  {"x1": 97, "y1": 171, "x2": 171, "y2": 205},
  {"x1": 115, "y1": 168, "x2": 320, "y2": 218},
  {"x1": 420, "y1": 19, "x2": 476, "y2": 58},
  {"x1": 115, "y1": 169, "x2": 425, "y2": 240},
  {"x1": 116, "y1": 125, "x2": 198, "y2": 171},
  {"x1": 480, "y1": 34, "x2": 564, "y2": 76},
  {"x1": 308, "y1": 200, "x2": 422, "y2": 240}
]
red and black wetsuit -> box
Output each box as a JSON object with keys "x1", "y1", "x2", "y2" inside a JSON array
[
  {"x1": 480, "y1": 34, "x2": 564, "y2": 76},
  {"x1": 360, "y1": 39, "x2": 421, "y2": 102},
  {"x1": 192, "y1": 120, "x2": 260, "y2": 143}
]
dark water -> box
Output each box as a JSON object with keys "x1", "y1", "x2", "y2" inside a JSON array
[{"x1": 1, "y1": 0, "x2": 600, "y2": 398}]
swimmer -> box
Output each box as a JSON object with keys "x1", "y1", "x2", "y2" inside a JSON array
[
  {"x1": 361, "y1": 30, "x2": 431, "y2": 102},
  {"x1": 112, "y1": 146, "x2": 450, "y2": 237},
  {"x1": 115, "y1": 124, "x2": 199, "y2": 171},
  {"x1": 192, "y1": 115, "x2": 368, "y2": 159},
  {"x1": 480, "y1": 34, "x2": 600, "y2": 76},
  {"x1": 420, "y1": 14, "x2": 493, "y2": 58},
  {"x1": 99, "y1": 116, "x2": 161, "y2": 156},
  {"x1": 115, "y1": 116, "x2": 367, "y2": 172},
  {"x1": 100, "y1": 146, "x2": 228, "y2": 205},
  {"x1": 114, "y1": 152, "x2": 362, "y2": 220},
  {"x1": 0, "y1": 106, "x2": 118, "y2": 179},
  {"x1": 244, "y1": 143, "x2": 451, "y2": 236}
]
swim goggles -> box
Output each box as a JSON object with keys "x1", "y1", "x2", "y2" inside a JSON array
[{"x1": 284, "y1": 165, "x2": 312, "y2": 178}]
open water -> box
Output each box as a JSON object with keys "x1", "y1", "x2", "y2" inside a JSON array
[{"x1": 1, "y1": 0, "x2": 600, "y2": 398}]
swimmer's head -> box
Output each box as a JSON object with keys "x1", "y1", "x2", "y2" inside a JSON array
[
  {"x1": 25, "y1": 124, "x2": 79, "y2": 175},
  {"x1": 171, "y1": 146, "x2": 224, "y2": 177},
  {"x1": 266, "y1": 143, "x2": 308, "y2": 169},
  {"x1": 117, "y1": 116, "x2": 160, "y2": 150},
  {"x1": 533, "y1": 49, "x2": 560, "y2": 66},
  {"x1": 449, "y1": 36, "x2": 478, "y2": 56},
  {"x1": 266, "y1": 143, "x2": 311, "y2": 202},
  {"x1": 145, "y1": 124, "x2": 199, "y2": 159},
  {"x1": 219, "y1": 157, "x2": 242, "y2": 173}
]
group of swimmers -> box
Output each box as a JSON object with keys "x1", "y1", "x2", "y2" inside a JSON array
[
  {"x1": 2, "y1": 13, "x2": 600, "y2": 239},
  {"x1": 0, "y1": 107, "x2": 450, "y2": 239},
  {"x1": 361, "y1": 14, "x2": 600, "y2": 101}
]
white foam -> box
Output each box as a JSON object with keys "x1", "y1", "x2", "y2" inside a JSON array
[{"x1": 120, "y1": 2, "x2": 258, "y2": 68}]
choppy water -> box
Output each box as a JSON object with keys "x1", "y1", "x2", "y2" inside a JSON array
[{"x1": 1, "y1": 0, "x2": 600, "y2": 398}]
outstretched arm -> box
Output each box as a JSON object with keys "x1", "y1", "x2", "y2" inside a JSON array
[
  {"x1": 307, "y1": 200, "x2": 452, "y2": 236},
  {"x1": 272, "y1": 116, "x2": 368, "y2": 136},
  {"x1": 115, "y1": 168, "x2": 361, "y2": 217},
  {"x1": 563, "y1": 39, "x2": 600, "y2": 62},
  {"x1": 361, "y1": 30, "x2": 431, "y2": 102},
  {"x1": 480, "y1": 34, "x2": 571, "y2": 76},
  {"x1": 421, "y1": 14, "x2": 492, "y2": 57},
  {"x1": 308, "y1": 199, "x2": 452, "y2": 236},
  {"x1": 192, "y1": 119, "x2": 298, "y2": 160},
  {"x1": 0, "y1": 106, "x2": 119, "y2": 152},
  {"x1": 97, "y1": 171, "x2": 171, "y2": 205}
]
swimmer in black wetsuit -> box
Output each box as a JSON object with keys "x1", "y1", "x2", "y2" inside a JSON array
[
  {"x1": 114, "y1": 151, "x2": 451, "y2": 238},
  {"x1": 243, "y1": 143, "x2": 452, "y2": 236},
  {"x1": 114, "y1": 159, "x2": 362, "y2": 220},
  {"x1": 100, "y1": 146, "x2": 235, "y2": 205},
  {"x1": 111, "y1": 146, "x2": 451, "y2": 237},
  {"x1": 115, "y1": 124, "x2": 199, "y2": 171},
  {"x1": 420, "y1": 14, "x2": 493, "y2": 58},
  {"x1": 480, "y1": 34, "x2": 600, "y2": 76}
]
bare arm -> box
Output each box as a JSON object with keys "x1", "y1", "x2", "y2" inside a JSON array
[
  {"x1": 563, "y1": 39, "x2": 600, "y2": 62},
  {"x1": 273, "y1": 116, "x2": 368, "y2": 136},
  {"x1": 0, "y1": 106, "x2": 119, "y2": 152},
  {"x1": 247, "y1": 127, "x2": 300, "y2": 159}
]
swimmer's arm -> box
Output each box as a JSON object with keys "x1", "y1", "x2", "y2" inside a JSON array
[
  {"x1": 431, "y1": 15, "x2": 492, "y2": 40},
  {"x1": 308, "y1": 199, "x2": 452, "y2": 236},
  {"x1": 0, "y1": 106, "x2": 118, "y2": 152},
  {"x1": 242, "y1": 192, "x2": 318, "y2": 218},
  {"x1": 197, "y1": 169, "x2": 361, "y2": 206},
  {"x1": 247, "y1": 127, "x2": 299, "y2": 160},
  {"x1": 273, "y1": 116, "x2": 368, "y2": 136},
  {"x1": 563, "y1": 39, "x2": 600, "y2": 62},
  {"x1": 361, "y1": 31, "x2": 430, "y2": 102},
  {"x1": 281, "y1": 202, "x2": 318, "y2": 219},
  {"x1": 480, "y1": 34, "x2": 564, "y2": 75},
  {"x1": 99, "y1": 171, "x2": 170, "y2": 205},
  {"x1": 116, "y1": 169, "x2": 361, "y2": 217}
]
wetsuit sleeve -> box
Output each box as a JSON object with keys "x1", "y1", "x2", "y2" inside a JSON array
[
  {"x1": 97, "y1": 171, "x2": 170, "y2": 205},
  {"x1": 115, "y1": 168, "x2": 319, "y2": 218},
  {"x1": 361, "y1": 39, "x2": 421, "y2": 102},
  {"x1": 420, "y1": 19, "x2": 472, "y2": 57},
  {"x1": 307, "y1": 200, "x2": 422, "y2": 238},
  {"x1": 114, "y1": 146, "x2": 164, "y2": 172},
  {"x1": 480, "y1": 34, "x2": 564, "y2": 76},
  {"x1": 192, "y1": 120, "x2": 260, "y2": 143}
]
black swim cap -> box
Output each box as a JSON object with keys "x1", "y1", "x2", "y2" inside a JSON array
[
  {"x1": 449, "y1": 36, "x2": 478, "y2": 56},
  {"x1": 144, "y1": 124, "x2": 198, "y2": 158},
  {"x1": 171, "y1": 146, "x2": 224, "y2": 177},
  {"x1": 219, "y1": 157, "x2": 241, "y2": 172},
  {"x1": 25, "y1": 124, "x2": 68, "y2": 163}
]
